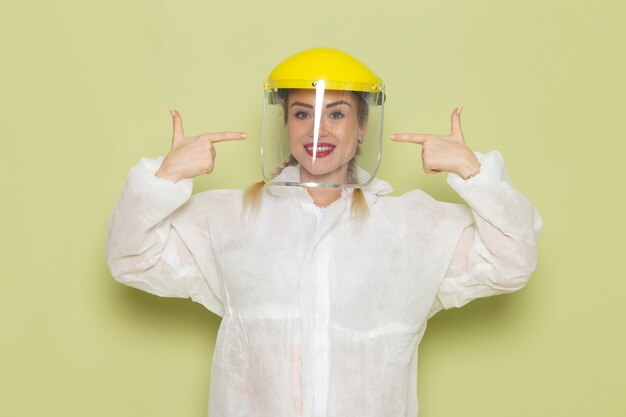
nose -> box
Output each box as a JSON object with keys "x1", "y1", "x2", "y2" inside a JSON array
[
  {"x1": 307, "y1": 129, "x2": 329, "y2": 138},
  {"x1": 307, "y1": 119, "x2": 329, "y2": 138}
]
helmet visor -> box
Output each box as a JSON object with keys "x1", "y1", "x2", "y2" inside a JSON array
[{"x1": 261, "y1": 80, "x2": 384, "y2": 188}]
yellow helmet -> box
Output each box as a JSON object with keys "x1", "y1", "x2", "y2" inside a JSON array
[
  {"x1": 261, "y1": 48, "x2": 385, "y2": 188},
  {"x1": 265, "y1": 48, "x2": 384, "y2": 104}
]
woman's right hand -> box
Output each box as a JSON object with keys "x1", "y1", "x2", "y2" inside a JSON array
[{"x1": 155, "y1": 109, "x2": 247, "y2": 183}]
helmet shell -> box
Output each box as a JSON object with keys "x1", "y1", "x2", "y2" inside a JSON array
[{"x1": 265, "y1": 47, "x2": 383, "y2": 93}]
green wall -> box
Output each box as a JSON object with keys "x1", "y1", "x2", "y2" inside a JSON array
[{"x1": 1, "y1": 0, "x2": 624, "y2": 416}]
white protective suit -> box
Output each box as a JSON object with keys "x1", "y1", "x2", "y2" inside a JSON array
[{"x1": 105, "y1": 150, "x2": 542, "y2": 417}]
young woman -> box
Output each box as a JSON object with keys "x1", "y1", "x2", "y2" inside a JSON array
[{"x1": 106, "y1": 48, "x2": 542, "y2": 417}]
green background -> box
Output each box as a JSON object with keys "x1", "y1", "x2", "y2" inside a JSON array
[{"x1": 1, "y1": 0, "x2": 624, "y2": 416}]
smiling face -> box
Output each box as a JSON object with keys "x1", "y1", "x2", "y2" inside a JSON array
[{"x1": 285, "y1": 89, "x2": 367, "y2": 184}]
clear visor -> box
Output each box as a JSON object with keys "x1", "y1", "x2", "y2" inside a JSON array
[{"x1": 261, "y1": 80, "x2": 385, "y2": 188}]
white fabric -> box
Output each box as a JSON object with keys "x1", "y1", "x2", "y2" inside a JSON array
[{"x1": 105, "y1": 151, "x2": 542, "y2": 417}]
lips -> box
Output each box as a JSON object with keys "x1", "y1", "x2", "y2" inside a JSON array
[{"x1": 304, "y1": 142, "x2": 336, "y2": 158}]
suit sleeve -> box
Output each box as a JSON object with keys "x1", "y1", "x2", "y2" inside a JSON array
[
  {"x1": 105, "y1": 157, "x2": 225, "y2": 316},
  {"x1": 429, "y1": 151, "x2": 543, "y2": 316}
]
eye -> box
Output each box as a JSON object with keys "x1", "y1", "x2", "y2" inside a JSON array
[
  {"x1": 329, "y1": 111, "x2": 345, "y2": 120},
  {"x1": 294, "y1": 111, "x2": 311, "y2": 120}
]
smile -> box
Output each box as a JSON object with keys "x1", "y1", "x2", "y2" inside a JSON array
[{"x1": 304, "y1": 142, "x2": 336, "y2": 158}]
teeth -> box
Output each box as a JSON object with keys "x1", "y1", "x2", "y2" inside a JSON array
[{"x1": 306, "y1": 146, "x2": 335, "y2": 152}]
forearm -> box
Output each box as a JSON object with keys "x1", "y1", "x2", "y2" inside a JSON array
[
  {"x1": 105, "y1": 157, "x2": 195, "y2": 294},
  {"x1": 436, "y1": 151, "x2": 542, "y2": 310},
  {"x1": 448, "y1": 151, "x2": 542, "y2": 244}
]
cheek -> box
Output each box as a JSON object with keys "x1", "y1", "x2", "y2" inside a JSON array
[
  {"x1": 339, "y1": 122, "x2": 360, "y2": 144},
  {"x1": 287, "y1": 125, "x2": 304, "y2": 154},
  {"x1": 287, "y1": 121, "x2": 308, "y2": 141}
]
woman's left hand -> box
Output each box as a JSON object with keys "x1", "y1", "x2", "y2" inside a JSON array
[{"x1": 391, "y1": 107, "x2": 481, "y2": 179}]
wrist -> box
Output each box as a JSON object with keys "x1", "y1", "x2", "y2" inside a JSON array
[
  {"x1": 463, "y1": 164, "x2": 481, "y2": 180},
  {"x1": 457, "y1": 155, "x2": 481, "y2": 180},
  {"x1": 155, "y1": 165, "x2": 182, "y2": 183}
]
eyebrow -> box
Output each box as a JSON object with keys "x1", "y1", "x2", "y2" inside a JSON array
[{"x1": 290, "y1": 100, "x2": 352, "y2": 109}]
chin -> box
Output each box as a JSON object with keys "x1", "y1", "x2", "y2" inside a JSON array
[{"x1": 298, "y1": 161, "x2": 350, "y2": 183}]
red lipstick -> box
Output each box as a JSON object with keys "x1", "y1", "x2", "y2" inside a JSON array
[{"x1": 304, "y1": 142, "x2": 336, "y2": 158}]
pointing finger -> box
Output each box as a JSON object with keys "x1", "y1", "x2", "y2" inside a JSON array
[
  {"x1": 451, "y1": 107, "x2": 463, "y2": 137},
  {"x1": 390, "y1": 133, "x2": 428, "y2": 144},
  {"x1": 201, "y1": 131, "x2": 248, "y2": 143}
]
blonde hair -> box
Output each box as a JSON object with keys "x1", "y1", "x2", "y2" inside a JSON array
[
  {"x1": 243, "y1": 155, "x2": 369, "y2": 218},
  {"x1": 242, "y1": 154, "x2": 296, "y2": 214}
]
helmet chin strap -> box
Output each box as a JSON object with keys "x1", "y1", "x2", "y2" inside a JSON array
[{"x1": 312, "y1": 79, "x2": 325, "y2": 164}]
